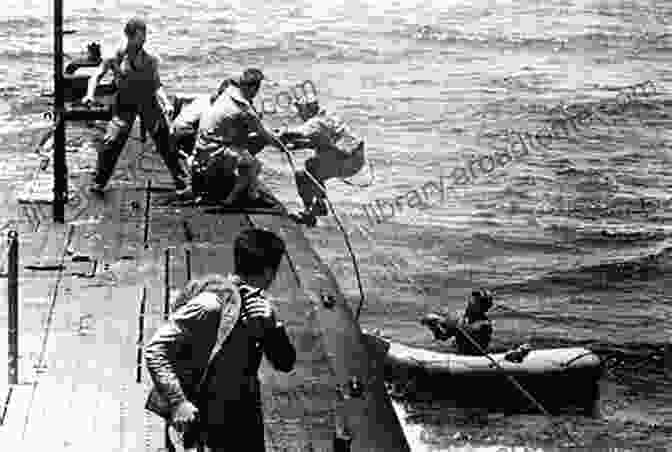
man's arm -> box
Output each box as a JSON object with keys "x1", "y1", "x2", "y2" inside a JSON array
[
  {"x1": 262, "y1": 320, "x2": 296, "y2": 372},
  {"x1": 278, "y1": 118, "x2": 322, "y2": 148},
  {"x1": 144, "y1": 301, "x2": 216, "y2": 408},
  {"x1": 83, "y1": 57, "x2": 114, "y2": 103},
  {"x1": 150, "y1": 54, "x2": 174, "y2": 120},
  {"x1": 421, "y1": 312, "x2": 458, "y2": 341},
  {"x1": 242, "y1": 295, "x2": 296, "y2": 372}
]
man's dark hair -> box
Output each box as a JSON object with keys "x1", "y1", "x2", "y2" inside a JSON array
[
  {"x1": 234, "y1": 228, "x2": 286, "y2": 277},
  {"x1": 471, "y1": 288, "x2": 493, "y2": 311},
  {"x1": 124, "y1": 17, "x2": 147, "y2": 37},
  {"x1": 236, "y1": 68, "x2": 265, "y2": 87}
]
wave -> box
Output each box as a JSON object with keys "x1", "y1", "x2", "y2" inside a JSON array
[
  {"x1": 407, "y1": 24, "x2": 641, "y2": 49},
  {"x1": 0, "y1": 17, "x2": 45, "y2": 29},
  {"x1": 472, "y1": 232, "x2": 575, "y2": 254},
  {"x1": 0, "y1": 49, "x2": 53, "y2": 61},
  {"x1": 0, "y1": 114, "x2": 51, "y2": 135},
  {"x1": 491, "y1": 244, "x2": 672, "y2": 296},
  {"x1": 411, "y1": 26, "x2": 565, "y2": 48}
]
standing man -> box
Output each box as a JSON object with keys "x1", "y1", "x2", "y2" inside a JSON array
[
  {"x1": 82, "y1": 17, "x2": 189, "y2": 195},
  {"x1": 279, "y1": 99, "x2": 366, "y2": 227},
  {"x1": 190, "y1": 69, "x2": 277, "y2": 204},
  {"x1": 144, "y1": 228, "x2": 296, "y2": 451}
]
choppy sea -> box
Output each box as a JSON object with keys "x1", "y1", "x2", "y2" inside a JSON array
[{"x1": 1, "y1": 0, "x2": 671, "y2": 450}]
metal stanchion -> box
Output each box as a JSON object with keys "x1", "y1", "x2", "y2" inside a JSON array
[
  {"x1": 7, "y1": 230, "x2": 19, "y2": 384},
  {"x1": 53, "y1": 0, "x2": 66, "y2": 223},
  {"x1": 143, "y1": 180, "x2": 152, "y2": 248},
  {"x1": 136, "y1": 286, "x2": 147, "y2": 383},
  {"x1": 164, "y1": 247, "x2": 171, "y2": 321},
  {"x1": 185, "y1": 248, "x2": 192, "y2": 282}
]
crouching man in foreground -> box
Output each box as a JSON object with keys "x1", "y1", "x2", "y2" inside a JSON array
[{"x1": 144, "y1": 228, "x2": 296, "y2": 451}]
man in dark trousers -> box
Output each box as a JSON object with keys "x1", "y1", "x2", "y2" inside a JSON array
[
  {"x1": 82, "y1": 17, "x2": 189, "y2": 195},
  {"x1": 189, "y1": 69, "x2": 277, "y2": 204},
  {"x1": 144, "y1": 228, "x2": 296, "y2": 451}
]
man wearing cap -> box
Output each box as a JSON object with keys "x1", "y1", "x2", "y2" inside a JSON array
[
  {"x1": 189, "y1": 69, "x2": 277, "y2": 204},
  {"x1": 278, "y1": 100, "x2": 366, "y2": 227}
]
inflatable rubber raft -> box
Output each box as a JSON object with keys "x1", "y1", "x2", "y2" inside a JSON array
[{"x1": 364, "y1": 333, "x2": 603, "y2": 414}]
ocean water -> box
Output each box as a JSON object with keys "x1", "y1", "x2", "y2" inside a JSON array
[{"x1": 0, "y1": 0, "x2": 671, "y2": 450}]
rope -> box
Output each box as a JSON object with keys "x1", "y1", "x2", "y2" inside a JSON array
[
  {"x1": 248, "y1": 112, "x2": 368, "y2": 321},
  {"x1": 333, "y1": 210, "x2": 583, "y2": 442},
  {"x1": 264, "y1": 119, "x2": 574, "y2": 443}
]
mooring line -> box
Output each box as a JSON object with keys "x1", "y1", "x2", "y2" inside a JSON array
[
  {"x1": 0, "y1": 386, "x2": 13, "y2": 426},
  {"x1": 248, "y1": 108, "x2": 368, "y2": 321}
]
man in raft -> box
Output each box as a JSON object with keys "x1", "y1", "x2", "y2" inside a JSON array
[
  {"x1": 421, "y1": 288, "x2": 494, "y2": 355},
  {"x1": 278, "y1": 99, "x2": 366, "y2": 227},
  {"x1": 82, "y1": 17, "x2": 189, "y2": 196},
  {"x1": 186, "y1": 69, "x2": 278, "y2": 204}
]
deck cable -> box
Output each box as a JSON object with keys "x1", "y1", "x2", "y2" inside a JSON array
[{"x1": 248, "y1": 113, "x2": 368, "y2": 322}]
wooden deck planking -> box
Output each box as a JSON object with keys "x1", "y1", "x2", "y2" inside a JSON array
[
  {"x1": 2, "y1": 207, "x2": 168, "y2": 451},
  {"x1": 0, "y1": 125, "x2": 412, "y2": 451}
]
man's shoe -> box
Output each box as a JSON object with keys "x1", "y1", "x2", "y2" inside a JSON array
[
  {"x1": 289, "y1": 211, "x2": 317, "y2": 227},
  {"x1": 89, "y1": 183, "x2": 105, "y2": 195}
]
